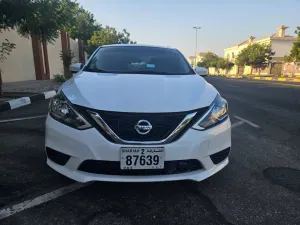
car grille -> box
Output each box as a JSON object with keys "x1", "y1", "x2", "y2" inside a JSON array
[
  {"x1": 75, "y1": 105, "x2": 209, "y2": 143},
  {"x1": 97, "y1": 111, "x2": 188, "y2": 141},
  {"x1": 78, "y1": 159, "x2": 203, "y2": 176}
]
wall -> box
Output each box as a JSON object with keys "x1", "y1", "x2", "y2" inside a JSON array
[
  {"x1": 208, "y1": 65, "x2": 238, "y2": 75},
  {"x1": 47, "y1": 37, "x2": 64, "y2": 79},
  {"x1": 271, "y1": 38, "x2": 297, "y2": 60},
  {"x1": 252, "y1": 66, "x2": 269, "y2": 75},
  {"x1": 0, "y1": 30, "x2": 35, "y2": 82},
  {"x1": 48, "y1": 37, "x2": 81, "y2": 78},
  {"x1": 282, "y1": 63, "x2": 300, "y2": 75},
  {"x1": 244, "y1": 66, "x2": 252, "y2": 75},
  {"x1": 1, "y1": 29, "x2": 84, "y2": 82},
  {"x1": 70, "y1": 38, "x2": 79, "y2": 62}
]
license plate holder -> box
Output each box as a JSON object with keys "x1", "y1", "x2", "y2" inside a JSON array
[{"x1": 120, "y1": 147, "x2": 165, "y2": 170}]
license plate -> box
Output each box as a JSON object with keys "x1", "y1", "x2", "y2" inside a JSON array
[{"x1": 120, "y1": 147, "x2": 164, "y2": 170}]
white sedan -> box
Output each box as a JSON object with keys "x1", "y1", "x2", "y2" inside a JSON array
[{"x1": 45, "y1": 44, "x2": 231, "y2": 183}]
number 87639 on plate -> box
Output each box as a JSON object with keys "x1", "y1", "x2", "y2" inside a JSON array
[{"x1": 120, "y1": 147, "x2": 165, "y2": 170}]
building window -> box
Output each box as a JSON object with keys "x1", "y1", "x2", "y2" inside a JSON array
[
  {"x1": 232, "y1": 52, "x2": 235, "y2": 59},
  {"x1": 227, "y1": 54, "x2": 230, "y2": 60}
]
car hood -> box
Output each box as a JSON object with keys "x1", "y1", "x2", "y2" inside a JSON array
[{"x1": 61, "y1": 72, "x2": 218, "y2": 113}]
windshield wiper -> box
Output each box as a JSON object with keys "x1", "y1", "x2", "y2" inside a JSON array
[
  {"x1": 119, "y1": 71, "x2": 172, "y2": 75},
  {"x1": 83, "y1": 68, "x2": 110, "y2": 73},
  {"x1": 83, "y1": 68, "x2": 192, "y2": 75}
]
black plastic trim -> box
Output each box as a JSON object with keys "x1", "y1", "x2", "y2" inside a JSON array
[
  {"x1": 46, "y1": 147, "x2": 71, "y2": 166},
  {"x1": 210, "y1": 147, "x2": 231, "y2": 164},
  {"x1": 78, "y1": 159, "x2": 203, "y2": 176}
]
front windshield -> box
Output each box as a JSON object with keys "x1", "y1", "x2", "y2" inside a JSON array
[{"x1": 83, "y1": 46, "x2": 196, "y2": 75}]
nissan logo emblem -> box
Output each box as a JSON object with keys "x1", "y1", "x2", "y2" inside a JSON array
[{"x1": 135, "y1": 120, "x2": 152, "y2": 135}]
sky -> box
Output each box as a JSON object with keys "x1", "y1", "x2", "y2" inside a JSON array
[{"x1": 77, "y1": 0, "x2": 300, "y2": 57}]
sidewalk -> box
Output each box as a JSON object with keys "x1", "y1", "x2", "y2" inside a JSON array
[
  {"x1": 3, "y1": 80, "x2": 61, "y2": 94},
  {"x1": 1, "y1": 80, "x2": 61, "y2": 104},
  {"x1": 0, "y1": 80, "x2": 60, "y2": 111}
]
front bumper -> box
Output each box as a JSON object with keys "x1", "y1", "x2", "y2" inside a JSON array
[{"x1": 45, "y1": 115, "x2": 231, "y2": 182}]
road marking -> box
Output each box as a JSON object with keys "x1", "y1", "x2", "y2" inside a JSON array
[
  {"x1": 0, "y1": 115, "x2": 47, "y2": 124},
  {"x1": 0, "y1": 182, "x2": 91, "y2": 220},
  {"x1": 231, "y1": 120, "x2": 245, "y2": 128},
  {"x1": 234, "y1": 116, "x2": 260, "y2": 128}
]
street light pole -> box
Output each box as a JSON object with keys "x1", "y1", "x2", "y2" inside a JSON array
[{"x1": 193, "y1": 26, "x2": 201, "y2": 68}]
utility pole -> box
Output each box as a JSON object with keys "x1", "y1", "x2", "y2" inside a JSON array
[{"x1": 193, "y1": 26, "x2": 201, "y2": 68}]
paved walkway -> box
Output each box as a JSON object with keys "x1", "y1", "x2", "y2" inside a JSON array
[{"x1": 3, "y1": 80, "x2": 61, "y2": 93}]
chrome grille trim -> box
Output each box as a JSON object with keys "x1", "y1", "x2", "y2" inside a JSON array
[{"x1": 88, "y1": 110, "x2": 197, "y2": 145}]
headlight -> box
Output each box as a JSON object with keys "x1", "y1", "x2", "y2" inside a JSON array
[
  {"x1": 49, "y1": 91, "x2": 91, "y2": 130},
  {"x1": 192, "y1": 94, "x2": 228, "y2": 130}
]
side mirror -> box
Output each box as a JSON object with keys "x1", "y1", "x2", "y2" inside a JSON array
[
  {"x1": 69, "y1": 63, "x2": 83, "y2": 73},
  {"x1": 194, "y1": 66, "x2": 208, "y2": 77}
]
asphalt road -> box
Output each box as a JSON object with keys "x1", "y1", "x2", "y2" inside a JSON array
[{"x1": 0, "y1": 77, "x2": 299, "y2": 225}]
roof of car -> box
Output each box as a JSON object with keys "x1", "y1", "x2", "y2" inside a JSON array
[{"x1": 101, "y1": 44, "x2": 176, "y2": 50}]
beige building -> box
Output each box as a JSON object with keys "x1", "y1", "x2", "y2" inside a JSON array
[
  {"x1": 224, "y1": 25, "x2": 297, "y2": 63},
  {"x1": 187, "y1": 52, "x2": 209, "y2": 67}
]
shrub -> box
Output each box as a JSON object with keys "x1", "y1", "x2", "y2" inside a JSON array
[
  {"x1": 60, "y1": 50, "x2": 75, "y2": 79},
  {"x1": 53, "y1": 74, "x2": 67, "y2": 83}
]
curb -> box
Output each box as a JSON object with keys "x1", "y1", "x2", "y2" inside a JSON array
[
  {"x1": 0, "y1": 90, "x2": 57, "y2": 113},
  {"x1": 250, "y1": 77, "x2": 300, "y2": 82},
  {"x1": 209, "y1": 75, "x2": 300, "y2": 83}
]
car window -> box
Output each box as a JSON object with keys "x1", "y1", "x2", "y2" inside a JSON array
[{"x1": 84, "y1": 46, "x2": 196, "y2": 75}]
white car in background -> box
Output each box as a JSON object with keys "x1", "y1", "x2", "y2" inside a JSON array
[{"x1": 45, "y1": 44, "x2": 231, "y2": 183}]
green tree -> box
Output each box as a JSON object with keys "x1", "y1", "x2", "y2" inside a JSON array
[
  {"x1": 68, "y1": 6, "x2": 102, "y2": 46},
  {"x1": 0, "y1": 0, "x2": 78, "y2": 93},
  {"x1": 217, "y1": 58, "x2": 227, "y2": 70},
  {"x1": 205, "y1": 52, "x2": 220, "y2": 68},
  {"x1": 118, "y1": 29, "x2": 137, "y2": 44},
  {"x1": 0, "y1": 0, "x2": 32, "y2": 29},
  {"x1": 224, "y1": 60, "x2": 234, "y2": 73},
  {"x1": 16, "y1": 0, "x2": 77, "y2": 43},
  {"x1": 235, "y1": 47, "x2": 250, "y2": 66},
  {"x1": 235, "y1": 43, "x2": 275, "y2": 75},
  {"x1": 217, "y1": 58, "x2": 234, "y2": 74},
  {"x1": 60, "y1": 50, "x2": 75, "y2": 79},
  {"x1": 0, "y1": 39, "x2": 16, "y2": 97},
  {"x1": 196, "y1": 52, "x2": 222, "y2": 74},
  {"x1": 197, "y1": 61, "x2": 206, "y2": 67},
  {"x1": 87, "y1": 26, "x2": 136, "y2": 55},
  {"x1": 284, "y1": 26, "x2": 300, "y2": 62},
  {"x1": 197, "y1": 52, "x2": 219, "y2": 68}
]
